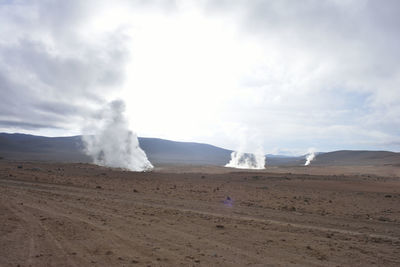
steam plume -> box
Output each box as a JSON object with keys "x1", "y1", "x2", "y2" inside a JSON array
[
  {"x1": 82, "y1": 100, "x2": 153, "y2": 171},
  {"x1": 225, "y1": 151, "x2": 265, "y2": 169},
  {"x1": 304, "y1": 149, "x2": 316, "y2": 166}
]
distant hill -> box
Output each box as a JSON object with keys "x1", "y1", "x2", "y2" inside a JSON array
[
  {"x1": 0, "y1": 133, "x2": 90, "y2": 162},
  {"x1": 1, "y1": 133, "x2": 398, "y2": 166},
  {"x1": 138, "y1": 138, "x2": 232, "y2": 165},
  {"x1": 312, "y1": 150, "x2": 400, "y2": 166},
  {"x1": 0, "y1": 133, "x2": 233, "y2": 165}
]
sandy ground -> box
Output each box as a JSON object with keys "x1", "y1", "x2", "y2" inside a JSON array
[{"x1": 1, "y1": 161, "x2": 400, "y2": 266}]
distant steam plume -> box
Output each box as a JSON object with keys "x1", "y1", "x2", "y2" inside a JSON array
[
  {"x1": 82, "y1": 100, "x2": 153, "y2": 171},
  {"x1": 304, "y1": 149, "x2": 316, "y2": 166},
  {"x1": 225, "y1": 151, "x2": 265, "y2": 169}
]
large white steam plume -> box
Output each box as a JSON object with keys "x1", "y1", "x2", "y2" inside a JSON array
[
  {"x1": 82, "y1": 100, "x2": 153, "y2": 171},
  {"x1": 304, "y1": 148, "x2": 316, "y2": 166},
  {"x1": 225, "y1": 151, "x2": 265, "y2": 169}
]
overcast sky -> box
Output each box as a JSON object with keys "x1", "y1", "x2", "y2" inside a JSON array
[{"x1": 1, "y1": 0, "x2": 400, "y2": 154}]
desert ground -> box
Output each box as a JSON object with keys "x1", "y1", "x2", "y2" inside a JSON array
[{"x1": 1, "y1": 161, "x2": 400, "y2": 266}]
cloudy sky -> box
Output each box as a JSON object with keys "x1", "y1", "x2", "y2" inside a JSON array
[{"x1": 1, "y1": 0, "x2": 399, "y2": 154}]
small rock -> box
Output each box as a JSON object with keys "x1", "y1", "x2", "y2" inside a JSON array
[
  {"x1": 318, "y1": 255, "x2": 328, "y2": 261},
  {"x1": 385, "y1": 194, "x2": 392, "y2": 198},
  {"x1": 378, "y1": 216, "x2": 389, "y2": 222},
  {"x1": 216, "y1": 225, "x2": 225, "y2": 229}
]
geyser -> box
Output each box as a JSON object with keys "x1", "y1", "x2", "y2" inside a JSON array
[
  {"x1": 82, "y1": 100, "x2": 153, "y2": 171},
  {"x1": 225, "y1": 151, "x2": 265, "y2": 169},
  {"x1": 304, "y1": 151, "x2": 316, "y2": 166}
]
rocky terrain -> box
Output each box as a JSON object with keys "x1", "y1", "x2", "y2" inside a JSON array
[{"x1": 1, "y1": 161, "x2": 400, "y2": 266}]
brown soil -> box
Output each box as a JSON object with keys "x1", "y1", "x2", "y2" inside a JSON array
[{"x1": 1, "y1": 161, "x2": 400, "y2": 266}]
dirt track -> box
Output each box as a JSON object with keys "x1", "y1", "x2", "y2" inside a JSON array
[{"x1": 1, "y1": 161, "x2": 400, "y2": 266}]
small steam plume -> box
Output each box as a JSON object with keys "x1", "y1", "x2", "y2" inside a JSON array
[
  {"x1": 225, "y1": 151, "x2": 265, "y2": 169},
  {"x1": 82, "y1": 100, "x2": 153, "y2": 171},
  {"x1": 304, "y1": 149, "x2": 316, "y2": 166}
]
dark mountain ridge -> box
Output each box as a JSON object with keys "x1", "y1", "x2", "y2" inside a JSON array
[
  {"x1": 0, "y1": 133, "x2": 233, "y2": 165},
  {"x1": 1, "y1": 133, "x2": 399, "y2": 166},
  {"x1": 312, "y1": 150, "x2": 400, "y2": 166}
]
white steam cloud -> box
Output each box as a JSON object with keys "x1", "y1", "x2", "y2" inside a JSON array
[
  {"x1": 304, "y1": 149, "x2": 316, "y2": 166},
  {"x1": 82, "y1": 100, "x2": 153, "y2": 171},
  {"x1": 225, "y1": 151, "x2": 265, "y2": 169}
]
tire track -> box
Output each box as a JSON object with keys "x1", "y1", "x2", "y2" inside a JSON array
[{"x1": 2, "y1": 178, "x2": 399, "y2": 244}]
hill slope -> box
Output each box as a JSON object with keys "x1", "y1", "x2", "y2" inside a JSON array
[
  {"x1": 312, "y1": 150, "x2": 400, "y2": 166},
  {"x1": 0, "y1": 133, "x2": 90, "y2": 162},
  {"x1": 0, "y1": 133, "x2": 233, "y2": 165},
  {"x1": 1, "y1": 133, "x2": 399, "y2": 166},
  {"x1": 138, "y1": 138, "x2": 232, "y2": 165}
]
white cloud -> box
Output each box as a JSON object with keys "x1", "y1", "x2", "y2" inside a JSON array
[{"x1": 0, "y1": 0, "x2": 399, "y2": 153}]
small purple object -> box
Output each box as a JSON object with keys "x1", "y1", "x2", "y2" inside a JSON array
[{"x1": 223, "y1": 196, "x2": 233, "y2": 207}]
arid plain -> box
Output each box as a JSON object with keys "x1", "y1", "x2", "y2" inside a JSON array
[{"x1": 1, "y1": 161, "x2": 400, "y2": 266}]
